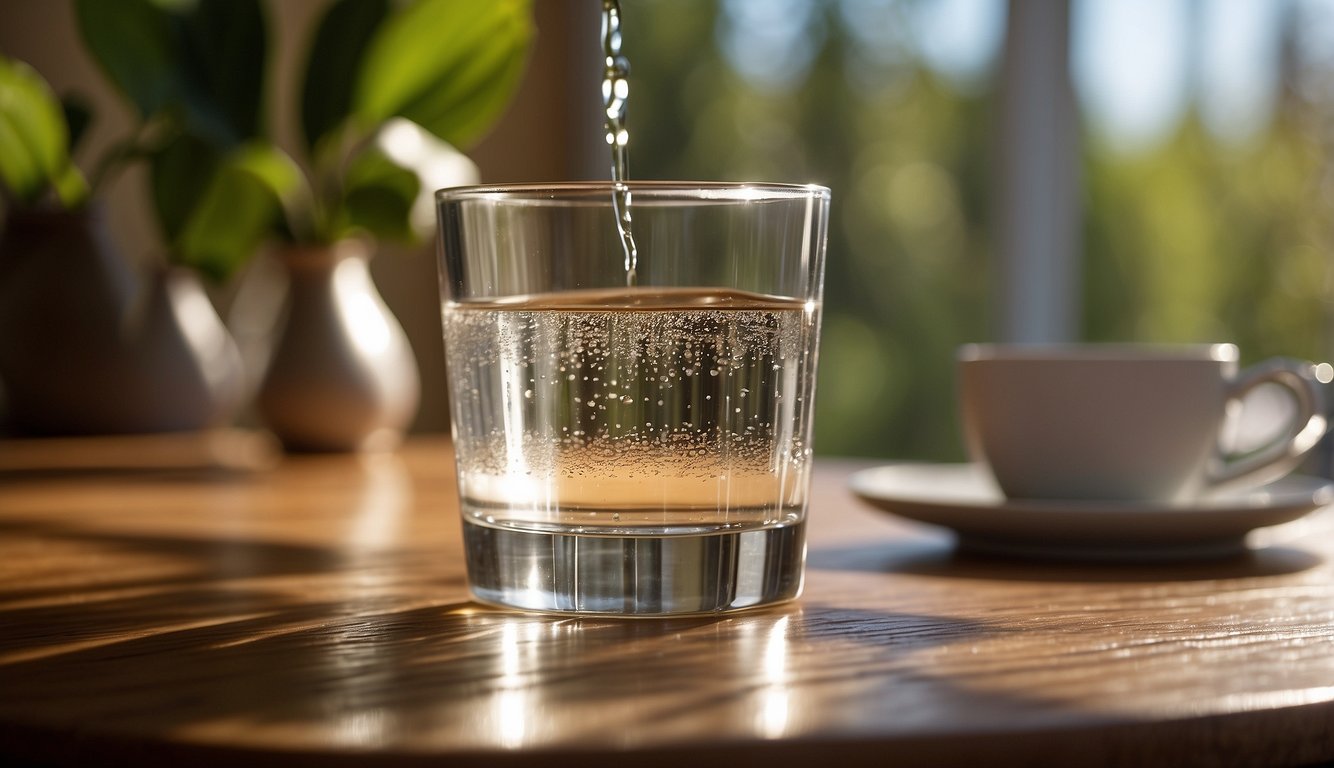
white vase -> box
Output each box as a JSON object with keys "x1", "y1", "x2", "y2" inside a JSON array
[{"x1": 256, "y1": 240, "x2": 419, "y2": 452}]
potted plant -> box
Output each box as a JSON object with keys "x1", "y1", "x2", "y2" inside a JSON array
[
  {"x1": 0, "y1": 51, "x2": 248, "y2": 436},
  {"x1": 73, "y1": 0, "x2": 534, "y2": 451}
]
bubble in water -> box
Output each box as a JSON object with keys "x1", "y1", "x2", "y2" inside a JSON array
[{"x1": 442, "y1": 288, "x2": 818, "y2": 526}]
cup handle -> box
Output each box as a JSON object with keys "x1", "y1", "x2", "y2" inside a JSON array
[{"x1": 1206, "y1": 358, "x2": 1328, "y2": 492}]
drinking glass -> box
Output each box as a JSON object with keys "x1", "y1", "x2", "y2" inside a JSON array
[{"x1": 436, "y1": 182, "x2": 829, "y2": 615}]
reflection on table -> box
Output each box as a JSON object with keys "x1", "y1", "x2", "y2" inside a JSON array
[{"x1": 1, "y1": 437, "x2": 1332, "y2": 766}]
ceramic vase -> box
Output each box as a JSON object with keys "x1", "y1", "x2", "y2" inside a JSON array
[
  {"x1": 121, "y1": 266, "x2": 247, "y2": 432},
  {"x1": 256, "y1": 240, "x2": 419, "y2": 452},
  {"x1": 0, "y1": 205, "x2": 244, "y2": 434}
]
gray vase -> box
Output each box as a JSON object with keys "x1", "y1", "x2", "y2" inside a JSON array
[
  {"x1": 0, "y1": 205, "x2": 244, "y2": 434},
  {"x1": 121, "y1": 266, "x2": 247, "y2": 432},
  {"x1": 256, "y1": 240, "x2": 419, "y2": 452}
]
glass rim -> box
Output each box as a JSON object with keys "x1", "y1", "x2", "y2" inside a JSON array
[{"x1": 434, "y1": 180, "x2": 831, "y2": 204}]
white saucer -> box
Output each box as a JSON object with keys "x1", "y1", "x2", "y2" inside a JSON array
[{"x1": 848, "y1": 463, "x2": 1334, "y2": 560}]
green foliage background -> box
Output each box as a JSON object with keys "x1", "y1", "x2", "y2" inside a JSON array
[{"x1": 623, "y1": 0, "x2": 1334, "y2": 460}]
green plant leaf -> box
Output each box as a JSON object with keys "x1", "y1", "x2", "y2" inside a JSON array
[
  {"x1": 0, "y1": 82, "x2": 43, "y2": 203},
  {"x1": 352, "y1": 0, "x2": 533, "y2": 149},
  {"x1": 332, "y1": 118, "x2": 477, "y2": 243},
  {"x1": 301, "y1": 0, "x2": 390, "y2": 153},
  {"x1": 174, "y1": 143, "x2": 307, "y2": 281},
  {"x1": 390, "y1": 21, "x2": 530, "y2": 149},
  {"x1": 74, "y1": 0, "x2": 262, "y2": 147},
  {"x1": 338, "y1": 143, "x2": 421, "y2": 243},
  {"x1": 151, "y1": 132, "x2": 222, "y2": 242},
  {"x1": 174, "y1": 0, "x2": 267, "y2": 144},
  {"x1": 51, "y1": 163, "x2": 90, "y2": 208},
  {"x1": 73, "y1": 0, "x2": 180, "y2": 119},
  {"x1": 0, "y1": 56, "x2": 83, "y2": 207},
  {"x1": 0, "y1": 117, "x2": 41, "y2": 204},
  {"x1": 342, "y1": 185, "x2": 419, "y2": 244}
]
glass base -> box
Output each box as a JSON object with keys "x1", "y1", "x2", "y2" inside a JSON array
[{"x1": 461, "y1": 518, "x2": 806, "y2": 616}]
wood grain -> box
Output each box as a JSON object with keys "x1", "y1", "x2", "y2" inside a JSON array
[{"x1": 1, "y1": 438, "x2": 1332, "y2": 767}]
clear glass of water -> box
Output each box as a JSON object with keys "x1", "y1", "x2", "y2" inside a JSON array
[{"x1": 435, "y1": 182, "x2": 830, "y2": 615}]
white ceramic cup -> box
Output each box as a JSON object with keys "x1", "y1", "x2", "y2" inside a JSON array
[{"x1": 958, "y1": 344, "x2": 1327, "y2": 502}]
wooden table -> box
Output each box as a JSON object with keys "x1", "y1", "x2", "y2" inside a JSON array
[{"x1": 2, "y1": 437, "x2": 1333, "y2": 767}]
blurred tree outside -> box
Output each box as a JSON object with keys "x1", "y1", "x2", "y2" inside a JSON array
[
  {"x1": 624, "y1": 0, "x2": 992, "y2": 460},
  {"x1": 1083, "y1": 6, "x2": 1334, "y2": 360},
  {"x1": 623, "y1": 0, "x2": 1334, "y2": 460}
]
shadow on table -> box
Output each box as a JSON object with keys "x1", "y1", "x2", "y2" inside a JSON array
[
  {"x1": 6, "y1": 520, "x2": 1322, "y2": 767},
  {"x1": 0, "y1": 518, "x2": 354, "y2": 602},
  {"x1": 0, "y1": 586, "x2": 1024, "y2": 763},
  {"x1": 0, "y1": 509, "x2": 1055, "y2": 765},
  {"x1": 808, "y1": 537, "x2": 1324, "y2": 582}
]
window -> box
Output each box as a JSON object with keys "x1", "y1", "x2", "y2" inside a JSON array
[{"x1": 622, "y1": 0, "x2": 1334, "y2": 459}]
